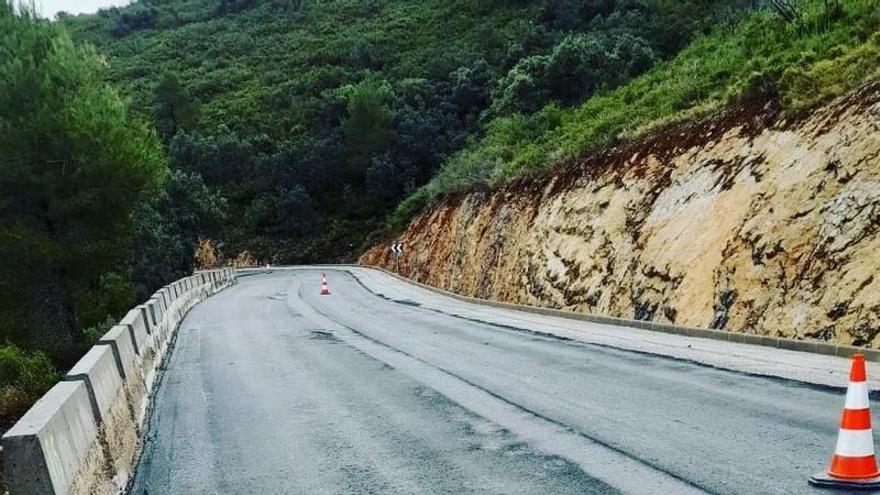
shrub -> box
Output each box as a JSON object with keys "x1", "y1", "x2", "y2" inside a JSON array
[
  {"x1": 196, "y1": 238, "x2": 219, "y2": 269},
  {"x1": 82, "y1": 315, "x2": 117, "y2": 347},
  {"x1": 0, "y1": 345, "x2": 59, "y2": 423}
]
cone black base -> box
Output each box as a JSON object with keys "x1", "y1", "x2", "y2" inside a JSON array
[{"x1": 810, "y1": 472, "x2": 880, "y2": 490}]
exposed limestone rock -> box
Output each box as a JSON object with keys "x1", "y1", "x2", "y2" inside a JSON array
[{"x1": 362, "y1": 81, "x2": 880, "y2": 347}]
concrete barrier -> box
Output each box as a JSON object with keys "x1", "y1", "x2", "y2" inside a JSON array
[
  {"x1": 63, "y1": 346, "x2": 121, "y2": 424},
  {"x1": 119, "y1": 309, "x2": 148, "y2": 356},
  {"x1": 96, "y1": 324, "x2": 147, "y2": 425},
  {"x1": 145, "y1": 299, "x2": 160, "y2": 335},
  {"x1": 63, "y1": 345, "x2": 139, "y2": 493},
  {"x1": 97, "y1": 326, "x2": 138, "y2": 382},
  {"x1": 156, "y1": 289, "x2": 167, "y2": 314},
  {"x1": 2, "y1": 268, "x2": 236, "y2": 495},
  {"x1": 132, "y1": 306, "x2": 151, "y2": 338},
  {"x1": 153, "y1": 289, "x2": 171, "y2": 313},
  {"x1": 2, "y1": 381, "x2": 100, "y2": 495}
]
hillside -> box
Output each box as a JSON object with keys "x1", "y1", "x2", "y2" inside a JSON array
[
  {"x1": 363, "y1": 0, "x2": 880, "y2": 345},
  {"x1": 61, "y1": 0, "x2": 753, "y2": 262},
  {"x1": 363, "y1": 79, "x2": 880, "y2": 345}
]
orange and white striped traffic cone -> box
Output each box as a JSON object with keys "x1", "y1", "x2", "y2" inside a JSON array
[
  {"x1": 810, "y1": 354, "x2": 880, "y2": 489},
  {"x1": 320, "y1": 274, "x2": 330, "y2": 296}
]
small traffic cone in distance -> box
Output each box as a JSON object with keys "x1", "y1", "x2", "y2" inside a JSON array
[
  {"x1": 320, "y1": 273, "x2": 330, "y2": 296},
  {"x1": 810, "y1": 354, "x2": 880, "y2": 490}
]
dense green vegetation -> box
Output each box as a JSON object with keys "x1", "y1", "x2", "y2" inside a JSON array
[
  {"x1": 61, "y1": 0, "x2": 754, "y2": 262},
  {"x1": 0, "y1": 3, "x2": 163, "y2": 363},
  {"x1": 422, "y1": 0, "x2": 880, "y2": 201},
  {"x1": 0, "y1": 3, "x2": 222, "y2": 431},
  {"x1": 0, "y1": 346, "x2": 58, "y2": 428}
]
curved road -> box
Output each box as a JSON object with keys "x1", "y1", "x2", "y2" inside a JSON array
[{"x1": 130, "y1": 268, "x2": 859, "y2": 494}]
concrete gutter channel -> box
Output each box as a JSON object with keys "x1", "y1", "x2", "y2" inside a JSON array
[
  {"x1": 1, "y1": 268, "x2": 237, "y2": 495},
  {"x1": 240, "y1": 264, "x2": 880, "y2": 363}
]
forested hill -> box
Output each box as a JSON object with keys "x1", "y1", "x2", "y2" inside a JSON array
[{"x1": 61, "y1": 0, "x2": 753, "y2": 263}]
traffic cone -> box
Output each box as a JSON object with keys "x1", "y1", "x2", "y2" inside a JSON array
[
  {"x1": 320, "y1": 274, "x2": 330, "y2": 296},
  {"x1": 810, "y1": 354, "x2": 880, "y2": 489}
]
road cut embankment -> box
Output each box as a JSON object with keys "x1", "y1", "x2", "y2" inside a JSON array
[{"x1": 363, "y1": 80, "x2": 880, "y2": 349}]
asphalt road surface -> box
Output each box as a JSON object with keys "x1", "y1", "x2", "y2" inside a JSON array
[{"x1": 130, "y1": 268, "x2": 860, "y2": 494}]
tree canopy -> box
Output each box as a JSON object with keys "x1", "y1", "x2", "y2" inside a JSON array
[
  {"x1": 61, "y1": 0, "x2": 755, "y2": 263},
  {"x1": 0, "y1": 3, "x2": 166, "y2": 361}
]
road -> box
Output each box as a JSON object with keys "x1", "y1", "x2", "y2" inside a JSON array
[{"x1": 130, "y1": 268, "x2": 859, "y2": 494}]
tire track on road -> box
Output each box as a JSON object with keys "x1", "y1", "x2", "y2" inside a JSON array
[{"x1": 290, "y1": 274, "x2": 713, "y2": 495}]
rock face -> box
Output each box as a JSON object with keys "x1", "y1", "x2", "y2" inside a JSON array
[{"x1": 361, "y1": 81, "x2": 880, "y2": 347}]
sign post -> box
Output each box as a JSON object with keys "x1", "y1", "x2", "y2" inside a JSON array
[{"x1": 390, "y1": 241, "x2": 405, "y2": 274}]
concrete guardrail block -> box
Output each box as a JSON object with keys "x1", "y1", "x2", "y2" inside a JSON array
[
  {"x1": 160, "y1": 286, "x2": 173, "y2": 304},
  {"x1": 63, "y1": 345, "x2": 122, "y2": 425},
  {"x1": 145, "y1": 299, "x2": 160, "y2": 335},
  {"x1": 119, "y1": 307, "x2": 149, "y2": 357},
  {"x1": 65, "y1": 343, "x2": 140, "y2": 489},
  {"x1": 97, "y1": 325, "x2": 138, "y2": 381},
  {"x1": 156, "y1": 289, "x2": 167, "y2": 313},
  {"x1": 161, "y1": 287, "x2": 173, "y2": 310},
  {"x1": 2, "y1": 381, "x2": 99, "y2": 495},
  {"x1": 152, "y1": 291, "x2": 167, "y2": 318}
]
